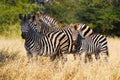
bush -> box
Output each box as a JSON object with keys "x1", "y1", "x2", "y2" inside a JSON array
[{"x1": 0, "y1": 0, "x2": 120, "y2": 37}]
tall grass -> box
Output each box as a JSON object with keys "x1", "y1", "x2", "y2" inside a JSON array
[{"x1": 0, "y1": 37, "x2": 120, "y2": 80}]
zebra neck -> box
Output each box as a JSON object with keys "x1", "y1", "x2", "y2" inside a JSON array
[{"x1": 25, "y1": 31, "x2": 42, "y2": 51}]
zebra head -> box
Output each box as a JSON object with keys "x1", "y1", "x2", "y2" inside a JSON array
[
  {"x1": 19, "y1": 14, "x2": 31, "y2": 39},
  {"x1": 77, "y1": 23, "x2": 93, "y2": 38},
  {"x1": 31, "y1": 12, "x2": 59, "y2": 32},
  {"x1": 32, "y1": 12, "x2": 41, "y2": 27},
  {"x1": 70, "y1": 23, "x2": 93, "y2": 38},
  {"x1": 70, "y1": 23, "x2": 83, "y2": 44},
  {"x1": 70, "y1": 23, "x2": 85, "y2": 52},
  {"x1": 19, "y1": 14, "x2": 36, "y2": 39}
]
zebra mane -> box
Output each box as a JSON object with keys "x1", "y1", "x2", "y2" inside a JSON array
[
  {"x1": 70, "y1": 23, "x2": 93, "y2": 38},
  {"x1": 28, "y1": 21, "x2": 39, "y2": 33},
  {"x1": 40, "y1": 14, "x2": 59, "y2": 27},
  {"x1": 32, "y1": 12, "x2": 59, "y2": 28}
]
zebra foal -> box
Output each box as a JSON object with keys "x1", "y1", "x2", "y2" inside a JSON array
[{"x1": 70, "y1": 23, "x2": 109, "y2": 63}]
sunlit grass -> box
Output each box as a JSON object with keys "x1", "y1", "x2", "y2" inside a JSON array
[{"x1": 0, "y1": 37, "x2": 120, "y2": 80}]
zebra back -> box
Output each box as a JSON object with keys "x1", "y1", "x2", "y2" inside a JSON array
[
  {"x1": 31, "y1": 12, "x2": 59, "y2": 33},
  {"x1": 35, "y1": 17, "x2": 95, "y2": 53},
  {"x1": 70, "y1": 23, "x2": 109, "y2": 61},
  {"x1": 91, "y1": 34, "x2": 109, "y2": 56},
  {"x1": 70, "y1": 23, "x2": 93, "y2": 38},
  {"x1": 19, "y1": 14, "x2": 70, "y2": 62}
]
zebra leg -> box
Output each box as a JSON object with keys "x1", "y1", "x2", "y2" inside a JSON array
[
  {"x1": 27, "y1": 52, "x2": 33, "y2": 62},
  {"x1": 28, "y1": 52, "x2": 38, "y2": 62},
  {"x1": 102, "y1": 53, "x2": 108, "y2": 62},
  {"x1": 34, "y1": 55, "x2": 38, "y2": 61},
  {"x1": 87, "y1": 54, "x2": 93, "y2": 62},
  {"x1": 95, "y1": 53, "x2": 100, "y2": 61},
  {"x1": 50, "y1": 48, "x2": 62, "y2": 61},
  {"x1": 73, "y1": 52, "x2": 82, "y2": 60},
  {"x1": 84, "y1": 54, "x2": 88, "y2": 63},
  {"x1": 50, "y1": 55, "x2": 57, "y2": 61},
  {"x1": 56, "y1": 50, "x2": 63, "y2": 59},
  {"x1": 73, "y1": 54, "x2": 77, "y2": 60},
  {"x1": 61, "y1": 53, "x2": 68, "y2": 64}
]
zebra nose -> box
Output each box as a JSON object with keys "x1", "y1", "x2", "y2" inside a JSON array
[
  {"x1": 72, "y1": 41, "x2": 77, "y2": 53},
  {"x1": 21, "y1": 32, "x2": 27, "y2": 39}
]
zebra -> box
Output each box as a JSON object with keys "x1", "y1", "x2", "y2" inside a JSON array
[
  {"x1": 70, "y1": 23, "x2": 109, "y2": 62},
  {"x1": 18, "y1": 14, "x2": 70, "y2": 62},
  {"x1": 31, "y1": 13, "x2": 95, "y2": 61},
  {"x1": 32, "y1": 12, "x2": 59, "y2": 28},
  {"x1": 31, "y1": 12, "x2": 60, "y2": 35},
  {"x1": 31, "y1": 13, "x2": 74, "y2": 60}
]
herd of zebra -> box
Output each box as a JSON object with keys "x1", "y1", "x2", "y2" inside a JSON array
[{"x1": 18, "y1": 12, "x2": 109, "y2": 63}]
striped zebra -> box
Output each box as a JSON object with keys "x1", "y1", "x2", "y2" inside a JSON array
[
  {"x1": 18, "y1": 14, "x2": 69, "y2": 62},
  {"x1": 70, "y1": 23, "x2": 109, "y2": 62},
  {"x1": 31, "y1": 12, "x2": 59, "y2": 34},
  {"x1": 31, "y1": 13, "x2": 94, "y2": 61}
]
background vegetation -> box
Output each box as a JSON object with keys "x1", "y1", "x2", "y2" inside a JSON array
[
  {"x1": 0, "y1": 1, "x2": 120, "y2": 80},
  {"x1": 0, "y1": 0, "x2": 120, "y2": 37}
]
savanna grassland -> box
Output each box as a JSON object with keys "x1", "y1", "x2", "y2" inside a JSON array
[
  {"x1": 0, "y1": 1, "x2": 120, "y2": 80},
  {"x1": 0, "y1": 37, "x2": 120, "y2": 80}
]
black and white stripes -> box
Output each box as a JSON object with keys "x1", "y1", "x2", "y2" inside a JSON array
[
  {"x1": 19, "y1": 13, "x2": 109, "y2": 63},
  {"x1": 32, "y1": 12, "x2": 59, "y2": 33},
  {"x1": 70, "y1": 23, "x2": 109, "y2": 62},
  {"x1": 31, "y1": 14, "x2": 95, "y2": 61},
  {"x1": 19, "y1": 14, "x2": 69, "y2": 62}
]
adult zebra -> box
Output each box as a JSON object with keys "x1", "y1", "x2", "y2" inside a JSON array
[
  {"x1": 70, "y1": 23, "x2": 109, "y2": 62},
  {"x1": 31, "y1": 13, "x2": 94, "y2": 61},
  {"x1": 31, "y1": 12, "x2": 59, "y2": 34},
  {"x1": 19, "y1": 14, "x2": 69, "y2": 62}
]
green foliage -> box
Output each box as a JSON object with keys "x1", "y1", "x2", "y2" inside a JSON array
[
  {"x1": 0, "y1": 0, "x2": 40, "y2": 37},
  {"x1": 0, "y1": 0, "x2": 120, "y2": 37},
  {"x1": 43, "y1": 0, "x2": 120, "y2": 36}
]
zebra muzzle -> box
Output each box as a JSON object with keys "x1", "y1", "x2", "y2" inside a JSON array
[
  {"x1": 72, "y1": 40, "x2": 77, "y2": 52},
  {"x1": 21, "y1": 32, "x2": 27, "y2": 39}
]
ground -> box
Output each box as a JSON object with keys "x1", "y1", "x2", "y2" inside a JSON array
[{"x1": 0, "y1": 37, "x2": 120, "y2": 80}]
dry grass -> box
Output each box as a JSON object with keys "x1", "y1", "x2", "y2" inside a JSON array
[{"x1": 0, "y1": 37, "x2": 120, "y2": 80}]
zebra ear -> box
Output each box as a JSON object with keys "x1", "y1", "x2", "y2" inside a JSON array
[
  {"x1": 70, "y1": 23, "x2": 78, "y2": 30},
  {"x1": 18, "y1": 14, "x2": 23, "y2": 20},
  {"x1": 74, "y1": 24, "x2": 78, "y2": 30}
]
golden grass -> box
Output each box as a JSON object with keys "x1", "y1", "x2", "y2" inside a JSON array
[{"x1": 0, "y1": 37, "x2": 120, "y2": 80}]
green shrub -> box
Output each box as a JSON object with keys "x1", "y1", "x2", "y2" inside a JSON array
[{"x1": 0, "y1": 0, "x2": 120, "y2": 37}]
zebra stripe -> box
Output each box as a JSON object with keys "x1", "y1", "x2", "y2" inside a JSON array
[
  {"x1": 32, "y1": 13, "x2": 93, "y2": 38},
  {"x1": 19, "y1": 14, "x2": 69, "y2": 62},
  {"x1": 41, "y1": 14, "x2": 58, "y2": 27},
  {"x1": 32, "y1": 12, "x2": 59, "y2": 32},
  {"x1": 31, "y1": 13, "x2": 60, "y2": 35},
  {"x1": 32, "y1": 15, "x2": 74, "y2": 53},
  {"x1": 70, "y1": 23, "x2": 93, "y2": 38},
  {"x1": 30, "y1": 13, "x2": 95, "y2": 62},
  {"x1": 70, "y1": 23, "x2": 109, "y2": 62},
  {"x1": 31, "y1": 14, "x2": 94, "y2": 61}
]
